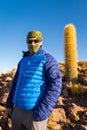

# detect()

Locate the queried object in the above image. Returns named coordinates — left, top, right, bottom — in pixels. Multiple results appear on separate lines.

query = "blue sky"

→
left=0, top=0, right=87, bottom=72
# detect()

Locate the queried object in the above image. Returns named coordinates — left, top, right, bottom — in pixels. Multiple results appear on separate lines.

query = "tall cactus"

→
left=64, top=24, right=78, bottom=82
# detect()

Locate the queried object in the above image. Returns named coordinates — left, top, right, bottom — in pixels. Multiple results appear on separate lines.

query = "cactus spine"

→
left=64, top=24, right=78, bottom=82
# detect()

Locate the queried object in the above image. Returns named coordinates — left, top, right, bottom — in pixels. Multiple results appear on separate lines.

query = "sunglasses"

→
left=27, top=39, right=41, bottom=44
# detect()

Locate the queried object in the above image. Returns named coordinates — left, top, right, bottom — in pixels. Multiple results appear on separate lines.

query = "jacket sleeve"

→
left=6, top=63, right=20, bottom=108
left=33, top=54, right=62, bottom=121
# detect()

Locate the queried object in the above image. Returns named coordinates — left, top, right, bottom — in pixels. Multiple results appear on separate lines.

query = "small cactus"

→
left=71, top=83, right=86, bottom=96
left=64, top=24, right=78, bottom=82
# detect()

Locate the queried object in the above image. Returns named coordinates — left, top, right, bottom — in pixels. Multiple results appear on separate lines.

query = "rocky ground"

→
left=0, top=61, right=87, bottom=130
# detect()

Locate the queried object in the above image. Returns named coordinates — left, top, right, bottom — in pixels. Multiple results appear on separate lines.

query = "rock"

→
left=67, top=103, right=84, bottom=122
left=80, top=125, right=87, bottom=130
left=48, top=108, right=67, bottom=129
left=0, top=127, right=2, bottom=130
left=62, top=88, right=69, bottom=97
left=5, top=77, right=12, bottom=82
left=0, top=106, right=5, bottom=111
left=57, top=96, right=64, bottom=106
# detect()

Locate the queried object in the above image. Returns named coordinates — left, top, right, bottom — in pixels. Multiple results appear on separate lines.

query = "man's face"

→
left=27, top=38, right=42, bottom=54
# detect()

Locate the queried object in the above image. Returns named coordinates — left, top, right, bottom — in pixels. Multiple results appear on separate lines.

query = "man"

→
left=6, top=30, right=62, bottom=130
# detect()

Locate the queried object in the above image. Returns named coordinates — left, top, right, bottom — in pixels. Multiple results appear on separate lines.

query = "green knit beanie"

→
left=26, top=30, right=43, bottom=42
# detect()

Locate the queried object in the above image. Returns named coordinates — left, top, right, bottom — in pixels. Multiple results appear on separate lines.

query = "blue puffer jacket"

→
left=13, top=53, right=47, bottom=110
left=6, top=48, right=62, bottom=121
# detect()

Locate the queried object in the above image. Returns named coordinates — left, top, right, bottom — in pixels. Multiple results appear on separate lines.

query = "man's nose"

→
left=31, top=41, right=35, bottom=45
